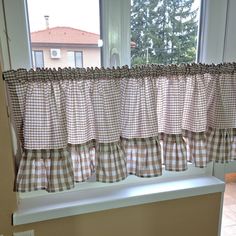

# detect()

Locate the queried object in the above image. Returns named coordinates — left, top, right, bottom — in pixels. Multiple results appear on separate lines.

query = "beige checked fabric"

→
left=23, top=77, right=67, bottom=149
left=156, top=77, right=186, bottom=134
left=16, top=148, right=74, bottom=192
left=184, top=131, right=208, bottom=168
left=233, top=129, right=236, bottom=160
left=163, top=134, right=187, bottom=171
left=69, top=141, right=95, bottom=182
left=3, top=63, right=236, bottom=192
left=95, top=142, right=127, bottom=182
left=121, top=78, right=158, bottom=138
left=4, top=69, right=28, bottom=146
left=65, top=79, right=96, bottom=144
left=207, top=69, right=236, bottom=129
left=182, top=75, right=208, bottom=132
left=207, top=128, right=234, bottom=163
left=91, top=79, right=121, bottom=142
left=122, top=137, right=162, bottom=177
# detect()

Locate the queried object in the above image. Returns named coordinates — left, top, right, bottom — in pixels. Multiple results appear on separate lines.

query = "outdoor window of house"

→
left=130, top=0, right=200, bottom=65
left=67, top=51, right=83, bottom=68
left=32, top=50, right=44, bottom=68
left=27, top=0, right=101, bottom=69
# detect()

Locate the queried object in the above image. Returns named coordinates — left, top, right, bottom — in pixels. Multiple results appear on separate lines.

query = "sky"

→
left=27, top=0, right=100, bottom=34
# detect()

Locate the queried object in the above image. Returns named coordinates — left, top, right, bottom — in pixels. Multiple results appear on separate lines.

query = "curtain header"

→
left=4, top=62, right=236, bottom=81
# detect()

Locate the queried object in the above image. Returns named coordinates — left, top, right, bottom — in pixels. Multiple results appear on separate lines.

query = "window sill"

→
left=13, top=175, right=225, bottom=225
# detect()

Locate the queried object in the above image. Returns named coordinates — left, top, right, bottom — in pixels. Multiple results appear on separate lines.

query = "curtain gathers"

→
left=3, top=63, right=236, bottom=192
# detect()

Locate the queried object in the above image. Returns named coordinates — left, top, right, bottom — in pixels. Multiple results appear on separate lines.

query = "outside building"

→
left=31, top=26, right=101, bottom=68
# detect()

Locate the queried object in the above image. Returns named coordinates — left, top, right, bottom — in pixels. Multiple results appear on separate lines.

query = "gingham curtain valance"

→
left=3, top=63, right=236, bottom=192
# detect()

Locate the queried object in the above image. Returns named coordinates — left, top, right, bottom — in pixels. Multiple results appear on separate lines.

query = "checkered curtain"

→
left=3, top=63, right=236, bottom=192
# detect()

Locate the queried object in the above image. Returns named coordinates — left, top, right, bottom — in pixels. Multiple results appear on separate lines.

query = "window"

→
left=67, top=51, right=83, bottom=68
left=75, top=51, right=83, bottom=68
left=32, top=50, right=44, bottom=68
left=130, top=0, right=200, bottom=65
left=27, top=0, right=101, bottom=69
left=0, top=0, right=210, bottom=186
left=1, top=2, right=234, bottom=228
left=3, top=0, right=235, bottom=197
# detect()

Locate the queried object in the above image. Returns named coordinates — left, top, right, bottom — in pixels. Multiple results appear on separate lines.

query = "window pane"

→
left=67, top=51, right=75, bottom=67
left=27, top=0, right=101, bottom=68
left=130, top=0, right=200, bottom=65
left=33, top=51, right=44, bottom=68
left=75, top=51, right=83, bottom=68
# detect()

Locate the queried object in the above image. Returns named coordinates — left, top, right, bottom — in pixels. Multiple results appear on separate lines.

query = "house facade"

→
left=31, top=27, right=101, bottom=68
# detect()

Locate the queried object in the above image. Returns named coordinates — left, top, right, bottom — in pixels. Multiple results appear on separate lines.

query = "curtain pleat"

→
left=156, top=77, right=186, bottom=134
left=95, top=142, right=127, bottom=183
left=182, top=75, right=208, bottom=131
left=3, top=63, right=236, bottom=192
left=92, top=79, right=121, bottom=142
left=23, top=73, right=67, bottom=149
left=207, top=71, right=236, bottom=129
left=16, top=149, right=74, bottom=192
left=163, top=134, right=187, bottom=171
left=69, top=141, right=95, bottom=182
left=66, top=79, right=96, bottom=144
left=207, top=128, right=234, bottom=163
left=122, top=137, right=162, bottom=177
left=185, top=131, right=208, bottom=168
left=4, top=69, right=28, bottom=146
left=234, top=129, right=236, bottom=160
left=121, top=78, right=158, bottom=138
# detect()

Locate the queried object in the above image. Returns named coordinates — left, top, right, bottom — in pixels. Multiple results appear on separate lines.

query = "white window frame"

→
left=0, top=0, right=32, bottom=70
left=100, top=0, right=131, bottom=67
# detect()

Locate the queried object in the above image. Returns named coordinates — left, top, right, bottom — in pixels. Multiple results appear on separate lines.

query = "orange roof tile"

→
left=31, top=27, right=99, bottom=45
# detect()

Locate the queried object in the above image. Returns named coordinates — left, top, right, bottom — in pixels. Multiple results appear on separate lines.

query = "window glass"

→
left=130, top=0, right=200, bottom=65
left=67, top=51, right=83, bottom=67
left=67, top=51, right=75, bottom=67
left=27, top=0, right=101, bottom=68
left=33, top=50, right=44, bottom=68
left=75, top=51, right=83, bottom=67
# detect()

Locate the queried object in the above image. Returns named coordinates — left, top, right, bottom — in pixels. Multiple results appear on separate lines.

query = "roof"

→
left=31, top=27, right=99, bottom=45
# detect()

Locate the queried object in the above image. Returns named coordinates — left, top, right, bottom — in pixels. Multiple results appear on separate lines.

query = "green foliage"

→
left=131, top=0, right=198, bottom=66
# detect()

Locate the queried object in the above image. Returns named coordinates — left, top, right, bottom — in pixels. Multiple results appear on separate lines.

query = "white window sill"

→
left=13, top=174, right=225, bottom=225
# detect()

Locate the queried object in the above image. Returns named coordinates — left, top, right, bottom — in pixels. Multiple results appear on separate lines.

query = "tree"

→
left=130, top=0, right=198, bottom=65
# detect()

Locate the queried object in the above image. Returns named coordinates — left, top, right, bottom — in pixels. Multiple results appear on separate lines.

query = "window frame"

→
left=74, top=51, right=83, bottom=68
left=32, top=50, right=44, bottom=68
left=1, top=0, right=235, bottom=196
